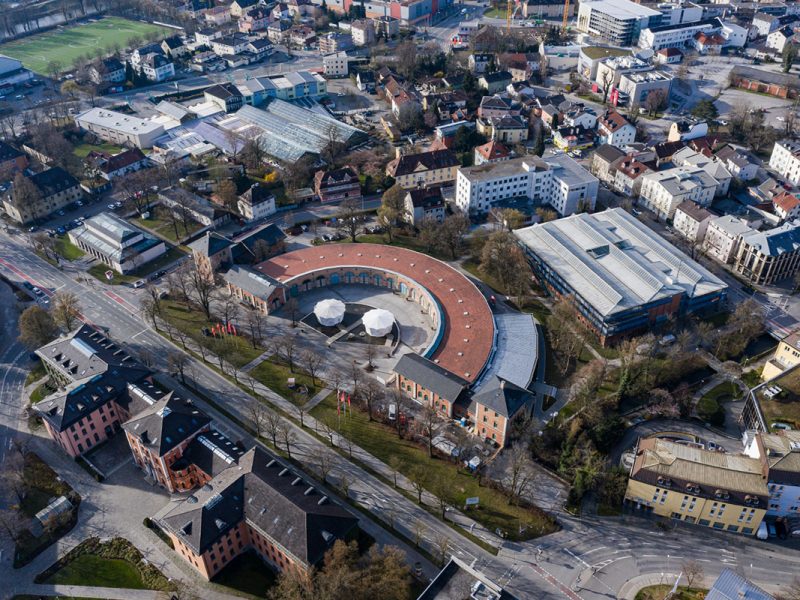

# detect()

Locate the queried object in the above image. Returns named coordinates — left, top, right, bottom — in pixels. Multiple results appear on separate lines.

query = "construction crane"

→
left=507, top=0, right=513, bottom=31
left=562, top=0, right=570, bottom=30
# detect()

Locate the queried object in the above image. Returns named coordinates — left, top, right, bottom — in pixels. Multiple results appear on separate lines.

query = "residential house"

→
left=715, top=145, right=759, bottom=181
left=195, top=28, right=223, bottom=46
left=469, top=376, right=535, bottom=448
left=3, top=167, right=83, bottom=225
left=774, top=191, right=800, bottom=221
left=238, top=6, right=271, bottom=32
left=161, top=35, right=189, bottom=59
left=597, top=109, right=636, bottom=148
left=744, top=429, right=800, bottom=519
left=638, top=166, right=718, bottom=220
left=624, top=437, right=768, bottom=536
left=655, top=47, right=684, bottom=64
left=85, top=148, right=148, bottom=181
left=553, top=125, right=595, bottom=152
left=467, top=53, right=493, bottom=74
left=653, top=140, right=687, bottom=167
left=267, top=20, right=293, bottom=44
left=212, top=33, right=251, bottom=56
left=373, top=15, right=400, bottom=38
left=767, top=25, right=797, bottom=53
left=204, top=4, right=232, bottom=25
left=356, top=70, right=375, bottom=92
left=157, top=446, right=358, bottom=580
left=140, top=53, right=175, bottom=82
left=289, top=25, right=316, bottom=49
left=478, top=71, right=512, bottom=93
left=314, top=166, right=361, bottom=203
left=129, top=43, right=165, bottom=69
left=89, top=57, right=125, bottom=85
left=230, top=0, right=259, bottom=17
left=561, top=106, right=597, bottom=130
left=672, top=146, right=732, bottom=197
left=70, top=212, right=167, bottom=274
left=159, top=187, right=233, bottom=228
left=611, top=154, right=651, bottom=198
left=351, top=19, right=375, bottom=46
left=734, top=221, right=800, bottom=285
left=404, top=187, right=445, bottom=226
left=318, top=32, right=353, bottom=54
left=477, top=115, right=528, bottom=144
left=238, top=183, right=276, bottom=222
left=477, top=95, right=520, bottom=119
left=386, top=148, right=460, bottom=189
left=668, top=120, right=709, bottom=142
left=702, top=215, right=753, bottom=264
left=590, top=144, right=626, bottom=185
left=673, top=200, right=714, bottom=244
left=474, top=140, right=511, bottom=166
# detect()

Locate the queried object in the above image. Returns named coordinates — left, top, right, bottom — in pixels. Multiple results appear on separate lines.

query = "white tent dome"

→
left=362, top=308, right=394, bottom=337
left=314, top=299, right=346, bottom=326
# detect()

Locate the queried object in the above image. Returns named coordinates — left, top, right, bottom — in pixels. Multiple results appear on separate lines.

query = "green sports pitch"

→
left=0, top=17, right=172, bottom=75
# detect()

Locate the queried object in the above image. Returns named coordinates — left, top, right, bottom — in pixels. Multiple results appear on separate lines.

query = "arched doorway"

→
left=330, top=273, right=340, bottom=285
left=359, top=273, right=369, bottom=284
left=386, top=278, right=393, bottom=289
left=290, top=285, right=299, bottom=297
left=373, top=274, right=382, bottom=286
left=315, top=275, right=326, bottom=287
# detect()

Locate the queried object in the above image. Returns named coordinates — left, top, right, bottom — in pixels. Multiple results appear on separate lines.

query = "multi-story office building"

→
left=515, top=209, right=727, bottom=344
left=639, top=17, right=721, bottom=50
left=616, top=70, right=673, bottom=105
left=625, top=437, right=768, bottom=536
left=734, top=221, right=800, bottom=285
left=577, top=0, right=661, bottom=46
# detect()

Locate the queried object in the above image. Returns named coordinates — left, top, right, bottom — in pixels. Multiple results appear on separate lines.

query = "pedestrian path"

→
left=303, top=386, right=332, bottom=411
left=239, top=349, right=271, bottom=373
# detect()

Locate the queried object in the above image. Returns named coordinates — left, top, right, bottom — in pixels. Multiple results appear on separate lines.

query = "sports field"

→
left=0, top=17, right=171, bottom=75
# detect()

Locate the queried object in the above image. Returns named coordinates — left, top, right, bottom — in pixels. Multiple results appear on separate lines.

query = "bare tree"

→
left=300, top=349, right=325, bottom=386
left=412, top=519, right=426, bottom=548
left=681, top=559, right=704, bottom=591
left=188, top=266, right=218, bottom=319
left=317, top=452, right=334, bottom=482
left=279, top=423, right=296, bottom=457
left=361, top=378, right=384, bottom=422
left=167, top=351, right=188, bottom=383
left=248, top=397, right=269, bottom=437
left=264, top=411, right=282, bottom=448
left=285, top=296, right=300, bottom=327
left=507, top=445, right=534, bottom=506
left=432, top=531, right=451, bottom=566
left=388, top=454, right=403, bottom=488
left=336, top=198, right=366, bottom=243
left=409, top=465, right=427, bottom=504
left=52, top=291, right=81, bottom=331
left=270, top=333, right=299, bottom=372
left=245, top=308, right=265, bottom=349
left=419, top=404, right=443, bottom=458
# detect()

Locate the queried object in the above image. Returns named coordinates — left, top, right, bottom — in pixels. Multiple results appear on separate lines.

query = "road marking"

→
left=580, top=546, right=607, bottom=556
left=131, top=329, right=149, bottom=340
left=564, top=547, right=591, bottom=569
left=104, top=290, right=138, bottom=314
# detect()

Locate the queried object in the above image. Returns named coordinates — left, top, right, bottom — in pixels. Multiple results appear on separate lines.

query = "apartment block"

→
left=770, top=140, right=800, bottom=186
left=638, top=166, right=718, bottom=220
left=702, top=215, right=753, bottom=264
left=734, top=221, right=800, bottom=285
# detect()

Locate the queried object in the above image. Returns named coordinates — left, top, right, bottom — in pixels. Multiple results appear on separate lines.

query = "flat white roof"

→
left=75, top=108, right=164, bottom=136
left=514, top=208, right=727, bottom=318
left=583, top=0, right=661, bottom=20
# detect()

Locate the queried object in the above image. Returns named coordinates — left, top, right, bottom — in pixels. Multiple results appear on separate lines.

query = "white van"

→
left=757, top=521, right=768, bottom=540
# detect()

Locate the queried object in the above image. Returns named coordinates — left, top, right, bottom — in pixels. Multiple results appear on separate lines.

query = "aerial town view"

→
left=6, top=0, right=800, bottom=598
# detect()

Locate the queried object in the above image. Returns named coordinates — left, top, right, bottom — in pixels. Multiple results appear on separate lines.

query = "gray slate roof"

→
left=471, top=376, right=533, bottom=418
left=159, top=447, right=358, bottom=562
left=394, top=353, right=467, bottom=401
left=123, top=391, right=211, bottom=456
left=223, top=264, right=284, bottom=299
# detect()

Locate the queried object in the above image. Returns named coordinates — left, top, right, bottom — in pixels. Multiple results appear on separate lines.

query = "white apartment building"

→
left=672, top=146, right=732, bottom=197
left=770, top=140, right=800, bottom=186
left=595, top=54, right=653, bottom=88
left=323, top=51, right=348, bottom=77
left=638, top=166, right=718, bottom=220
left=673, top=200, right=714, bottom=244
left=75, top=108, right=165, bottom=149
left=596, top=109, right=636, bottom=147
left=743, top=430, right=800, bottom=518
left=702, top=215, right=753, bottom=264
left=455, top=155, right=598, bottom=217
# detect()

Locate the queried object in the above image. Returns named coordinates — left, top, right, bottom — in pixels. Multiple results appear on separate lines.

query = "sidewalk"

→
left=618, top=573, right=789, bottom=600
left=303, top=386, right=333, bottom=411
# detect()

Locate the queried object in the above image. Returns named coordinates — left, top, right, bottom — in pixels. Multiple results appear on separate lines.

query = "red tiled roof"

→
left=256, top=244, right=494, bottom=382
left=476, top=140, right=511, bottom=160
left=774, top=191, right=800, bottom=214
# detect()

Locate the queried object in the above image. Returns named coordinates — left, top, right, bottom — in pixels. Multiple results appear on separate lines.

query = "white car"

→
left=108, top=203, right=116, bottom=209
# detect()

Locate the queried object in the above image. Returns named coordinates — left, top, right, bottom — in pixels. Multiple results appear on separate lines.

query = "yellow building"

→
left=625, top=437, right=769, bottom=536
left=762, top=330, right=800, bottom=381
left=385, top=148, right=460, bottom=189
left=476, top=116, right=529, bottom=145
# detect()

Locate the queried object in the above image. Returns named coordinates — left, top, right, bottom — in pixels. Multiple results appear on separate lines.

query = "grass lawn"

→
left=249, top=357, right=320, bottom=405
left=133, top=212, right=203, bottom=243
left=37, top=537, right=175, bottom=592
left=635, top=585, right=705, bottom=600
left=213, top=551, right=277, bottom=598
left=46, top=555, right=146, bottom=589
left=701, top=381, right=741, bottom=403
left=87, top=263, right=137, bottom=285
left=162, top=300, right=263, bottom=368
left=136, top=246, right=187, bottom=277
left=72, top=142, right=124, bottom=159
left=742, top=369, right=762, bottom=389
left=29, top=381, right=54, bottom=404
left=0, top=17, right=170, bottom=75
left=54, top=237, right=85, bottom=261
left=20, top=453, right=74, bottom=517
left=483, top=6, right=507, bottom=17
left=25, top=362, right=46, bottom=386
left=310, top=395, right=557, bottom=541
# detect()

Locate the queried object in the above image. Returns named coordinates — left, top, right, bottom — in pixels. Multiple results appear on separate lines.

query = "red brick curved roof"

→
left=256, top=244, right=494, bottom=382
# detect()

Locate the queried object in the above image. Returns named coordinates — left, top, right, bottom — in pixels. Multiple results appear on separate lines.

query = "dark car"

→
left=56, top=226, right=66, bottom=235
left=22, top=281, right=33, bottom=290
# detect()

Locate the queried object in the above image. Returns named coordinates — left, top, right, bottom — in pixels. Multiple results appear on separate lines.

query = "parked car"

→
left=132, top=279, right=147, bottom=289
